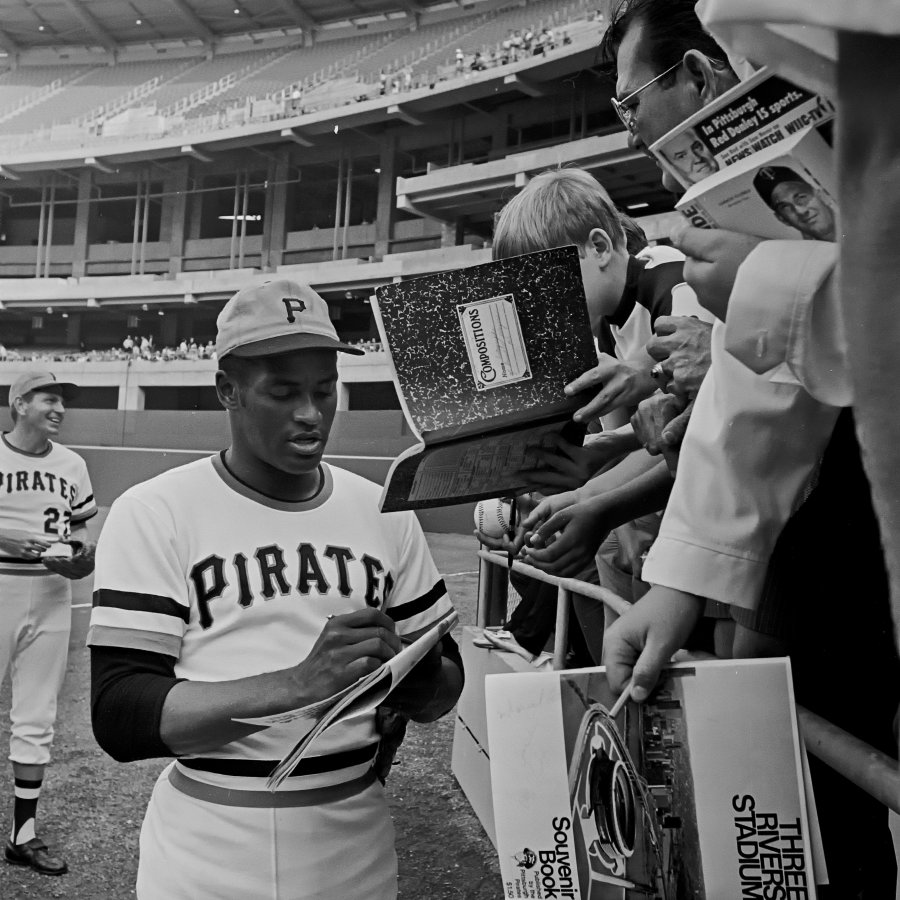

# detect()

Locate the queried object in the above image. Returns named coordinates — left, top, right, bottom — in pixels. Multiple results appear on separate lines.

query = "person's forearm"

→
left=160, top=667, right=317, bottom=756
left=577, top=448, right=665, bottom=501
left=623, top=348, right=661, bottom=402
left=584, top=458, right=672, bottom=528
left=838, top=31, right=900, bottom=648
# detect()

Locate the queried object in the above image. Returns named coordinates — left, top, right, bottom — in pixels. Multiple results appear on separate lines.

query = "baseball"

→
left=474, top=498, right=514, bottom=540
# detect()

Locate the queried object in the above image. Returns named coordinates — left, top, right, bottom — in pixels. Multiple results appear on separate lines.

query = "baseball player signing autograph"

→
left=88, top=280, right=464, bottom=900
left=1, top=373, right=97, bottom=876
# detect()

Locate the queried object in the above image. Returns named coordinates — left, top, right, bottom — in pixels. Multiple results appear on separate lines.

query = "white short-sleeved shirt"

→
left=89, top=455, right=454, bottom=791
left=641, top=321, right=839, bottom=609
left=0, top=433, right=97, bottom=575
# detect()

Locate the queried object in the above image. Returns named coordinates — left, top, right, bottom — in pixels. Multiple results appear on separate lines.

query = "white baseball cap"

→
left=215, top=279, right=364, bottom=359
left=9, top=371, right=78, bottom=407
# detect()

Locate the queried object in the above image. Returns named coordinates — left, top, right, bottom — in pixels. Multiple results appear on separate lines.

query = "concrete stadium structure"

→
left=0, top=0, right=677, bottom=411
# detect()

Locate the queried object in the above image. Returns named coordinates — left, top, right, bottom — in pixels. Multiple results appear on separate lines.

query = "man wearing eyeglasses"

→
left=597, top=3, right=899, bottom=898
left=608, top=8, right=738, bottom=193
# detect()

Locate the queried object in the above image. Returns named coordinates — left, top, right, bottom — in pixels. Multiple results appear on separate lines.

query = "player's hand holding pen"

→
left=297, top=608, right=402, bottom=699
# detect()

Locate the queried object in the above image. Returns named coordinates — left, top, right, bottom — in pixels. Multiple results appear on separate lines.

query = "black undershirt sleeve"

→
left=91, top=634, right=464, bottom=762
left=441, top=633, right=464, bottom=689
left=90, top=645, right=184, bottom=763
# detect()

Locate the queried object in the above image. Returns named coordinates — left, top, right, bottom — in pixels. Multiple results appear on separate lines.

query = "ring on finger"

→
left=650, top=363, right=666, bottom=379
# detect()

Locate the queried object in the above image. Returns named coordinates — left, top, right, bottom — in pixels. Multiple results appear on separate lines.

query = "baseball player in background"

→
left=88, top=280, right=464, bottom=900
left=1, top=372, right=97, bottom=876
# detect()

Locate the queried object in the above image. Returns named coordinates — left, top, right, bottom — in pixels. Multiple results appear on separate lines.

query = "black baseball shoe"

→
left=5, top=837, right=68, bottom=875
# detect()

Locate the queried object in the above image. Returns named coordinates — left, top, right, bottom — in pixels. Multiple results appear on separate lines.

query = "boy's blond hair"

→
left=492, top=168, right=626, bottom=260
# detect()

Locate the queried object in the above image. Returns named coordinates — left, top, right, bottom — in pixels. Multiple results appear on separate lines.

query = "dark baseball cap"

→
left=8, top=372, right=78, bottom=407
left=216, top=279, right=364, bottom=359
left=752, top=165, right=810, bottom=208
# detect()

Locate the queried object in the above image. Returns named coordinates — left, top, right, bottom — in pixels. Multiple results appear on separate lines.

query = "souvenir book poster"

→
left=372, top=245, right=597, bottom=440
left=650, top=67, right=835, bottom=190
left=675, top=128, right=836, bottom=242
left=486, top=659, right=816, bottom=900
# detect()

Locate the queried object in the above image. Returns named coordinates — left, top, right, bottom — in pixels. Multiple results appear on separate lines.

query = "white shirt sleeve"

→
left=71, top=456, right=98, bottom=525
left=723, top=240, right=852, bottom=407
left=695, top=0, right=839, bottom=99
left=88, top=492, right=190, bottom=658
left=641, top=321, right=839, bottom=609
left=381, top=510, right=455, bottom=639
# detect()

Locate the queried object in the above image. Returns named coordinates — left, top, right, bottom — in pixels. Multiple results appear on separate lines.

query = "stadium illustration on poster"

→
left=560, top=671, right=702, bottom=899
left=486, top=660, right=817, bottom=900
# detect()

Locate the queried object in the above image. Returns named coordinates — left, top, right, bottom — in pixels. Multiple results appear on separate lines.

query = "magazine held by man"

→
left=650, top=66, right=835, bottom=190
left=486, top=658, right=820, bottom=899
left=371, top=245, right=597, bottom=511
left=674, top=127, right=837, bottom=241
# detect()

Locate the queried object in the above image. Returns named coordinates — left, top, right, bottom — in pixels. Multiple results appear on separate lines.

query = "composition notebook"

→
left=372, top=245, right=597, bottom=511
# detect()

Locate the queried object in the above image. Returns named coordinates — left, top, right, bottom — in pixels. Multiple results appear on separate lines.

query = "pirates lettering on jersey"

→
left=190, top=543, right=392, bottom=629
left=0, top=470, right=75, bottom=503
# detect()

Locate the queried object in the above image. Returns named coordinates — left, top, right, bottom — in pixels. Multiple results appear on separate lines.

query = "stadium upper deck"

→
left=0, top=0, right=678, bottom=393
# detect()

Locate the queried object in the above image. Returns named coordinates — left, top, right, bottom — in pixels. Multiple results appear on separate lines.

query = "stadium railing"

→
left=471, top=547, right=900, bottom=818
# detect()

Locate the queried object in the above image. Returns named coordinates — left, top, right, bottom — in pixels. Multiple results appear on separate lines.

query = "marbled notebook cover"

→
left=374, top=245, right=595, bottom=438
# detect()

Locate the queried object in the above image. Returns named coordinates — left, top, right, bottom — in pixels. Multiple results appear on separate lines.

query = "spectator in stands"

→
left=471, top=51, right=487, bottom=72
left=510, top=30, right=523, bottom=61
left=540, top=27, right=556, bottom=54
left=122, top=335, right=134, bottom=353
left=524, top=28, right=536, bottom=54
left=0, top=344, right=7, bottom=362
left=455, top=49, right=465, bottom=76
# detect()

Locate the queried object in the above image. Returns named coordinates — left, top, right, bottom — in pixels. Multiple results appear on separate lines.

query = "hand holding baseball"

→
left=474, top=497, right=528, bottom=555
left=474, top=497, right=513, bottom=540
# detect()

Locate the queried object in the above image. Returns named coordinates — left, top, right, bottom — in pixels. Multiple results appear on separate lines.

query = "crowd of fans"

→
left=472, top=2, right=899, bottom=899
left=374, top=23, right=575, bottom=99
left=0, top=334, right=382, bottom=364
left=286, top=14, right=584, bottom=114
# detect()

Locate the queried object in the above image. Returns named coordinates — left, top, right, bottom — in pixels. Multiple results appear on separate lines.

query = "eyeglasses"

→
left=611, top=59, right=683, bottom=133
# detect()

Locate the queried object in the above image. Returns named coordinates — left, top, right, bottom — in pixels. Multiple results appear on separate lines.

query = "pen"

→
left=507, top=496, right=517, bottom=569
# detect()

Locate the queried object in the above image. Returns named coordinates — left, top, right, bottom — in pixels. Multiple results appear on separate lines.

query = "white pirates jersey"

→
left=0, top=433, right=97, bottom=575
left=89, top=455, right=454, bottom=792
